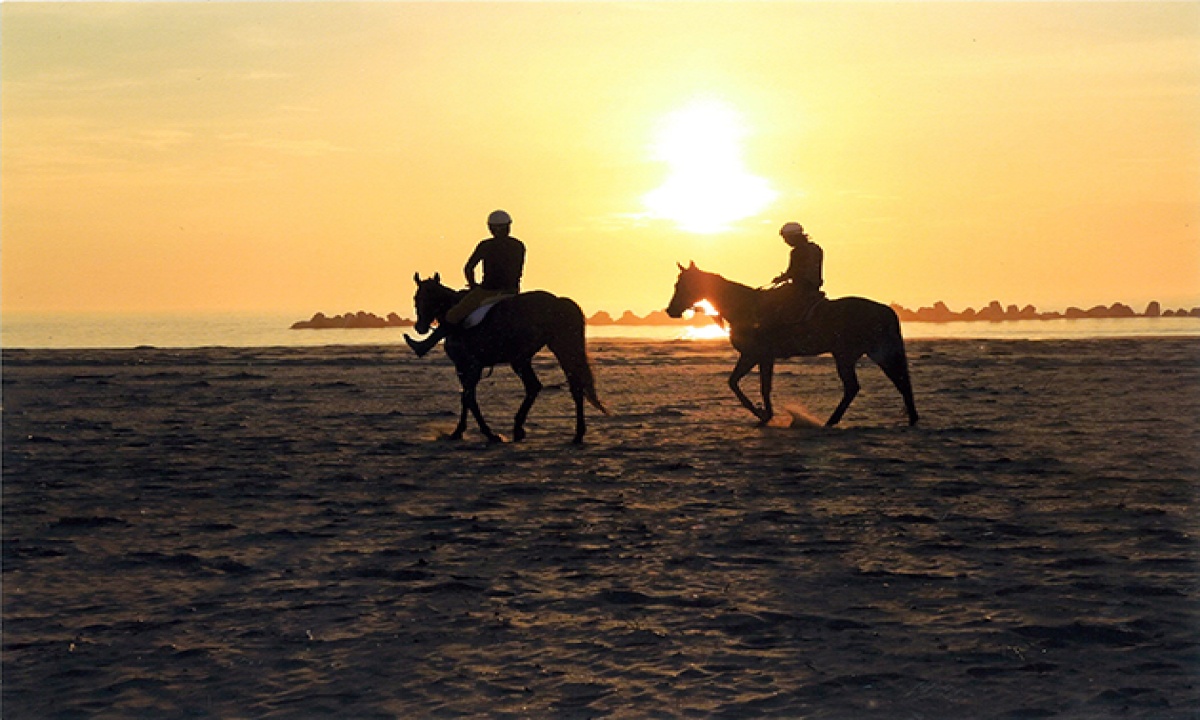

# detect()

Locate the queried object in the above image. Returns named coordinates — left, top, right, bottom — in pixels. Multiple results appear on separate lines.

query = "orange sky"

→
left=3, top=2, right=1199, bottom=317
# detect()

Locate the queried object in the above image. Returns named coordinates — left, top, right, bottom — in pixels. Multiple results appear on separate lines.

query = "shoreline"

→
left=286, top=306, right=1200, bottom=331
left=4, top=333, right=1200, bottom=361
left=5, top=310, right=1200, bottom=352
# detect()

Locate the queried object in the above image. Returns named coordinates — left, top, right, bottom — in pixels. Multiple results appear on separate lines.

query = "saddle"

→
left=796, top=294, right=827, bottom=325
left=462, top=294, right=513, bottom=329
left=757, top=285, right=826, bottom=330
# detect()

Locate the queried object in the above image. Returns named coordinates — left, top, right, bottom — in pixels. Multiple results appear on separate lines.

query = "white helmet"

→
left=488, top=210, right=512, bottom=225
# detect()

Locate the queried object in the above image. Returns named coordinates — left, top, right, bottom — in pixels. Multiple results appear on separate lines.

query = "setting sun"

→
left=643, top=98, right=778, bottom=234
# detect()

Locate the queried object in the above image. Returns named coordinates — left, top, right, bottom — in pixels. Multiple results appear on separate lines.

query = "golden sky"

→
left=3, top=2, right=1199, bottom=316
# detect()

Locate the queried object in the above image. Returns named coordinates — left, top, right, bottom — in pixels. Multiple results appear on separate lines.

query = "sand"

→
left=3, top=338, right=1198, bottom=718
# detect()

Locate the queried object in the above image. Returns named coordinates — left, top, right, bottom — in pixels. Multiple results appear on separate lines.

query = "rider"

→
left=405, top=209, right=526, bottom=357
left=763, top=221, right=825, bottom=329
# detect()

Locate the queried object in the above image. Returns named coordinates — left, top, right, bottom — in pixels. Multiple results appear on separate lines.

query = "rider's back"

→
left=476, top=236, right=526, bottom=292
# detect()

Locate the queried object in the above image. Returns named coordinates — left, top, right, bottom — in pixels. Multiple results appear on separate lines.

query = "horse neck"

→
left=703, top=273, right=760, bottom=325
left=431, top=285, right=464, bottom=319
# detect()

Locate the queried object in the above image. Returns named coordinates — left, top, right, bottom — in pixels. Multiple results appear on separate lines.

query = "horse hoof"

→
left=513, top=429, right=526, bottom=442
left=487, top=434, right=506, bottom=444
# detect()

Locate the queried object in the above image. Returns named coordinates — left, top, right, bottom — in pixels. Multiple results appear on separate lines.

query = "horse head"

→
left=666, top=261, right=708, bottom=318
left=411, top=272, right=458, bottom=334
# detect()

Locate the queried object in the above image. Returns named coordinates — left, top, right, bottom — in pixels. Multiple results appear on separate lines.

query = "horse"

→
left=410, top=273, right=608, bottom=443
left=666, top=262, right=918, bottom=427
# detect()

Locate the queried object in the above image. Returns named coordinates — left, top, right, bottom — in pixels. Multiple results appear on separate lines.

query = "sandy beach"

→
left=3, top=337, right=1198, bottom=718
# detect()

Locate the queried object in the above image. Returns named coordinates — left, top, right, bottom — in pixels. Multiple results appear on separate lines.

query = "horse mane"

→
left=696, top=268, right=761, bottom=295
left=688, top=266, right=766, bottom=326
left=426, top=276, right=467, bottom=301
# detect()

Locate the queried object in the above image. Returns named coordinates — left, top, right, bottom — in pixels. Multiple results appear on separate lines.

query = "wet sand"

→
left=3, top=338, right=1198, bottom=718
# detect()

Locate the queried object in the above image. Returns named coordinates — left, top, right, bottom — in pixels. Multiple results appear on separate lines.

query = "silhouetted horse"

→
left=411, top=274, right=607, bottom=443
left=666, top=262, right=918, bottom=427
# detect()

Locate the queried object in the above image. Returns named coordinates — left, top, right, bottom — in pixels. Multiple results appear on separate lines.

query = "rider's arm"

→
left=773, top=248, right=799, bottom=284
left=463, top=243, right=486, bottom=288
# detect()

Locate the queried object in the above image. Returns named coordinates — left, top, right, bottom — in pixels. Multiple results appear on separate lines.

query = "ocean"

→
left=2, top=311, right=1199, bottom=350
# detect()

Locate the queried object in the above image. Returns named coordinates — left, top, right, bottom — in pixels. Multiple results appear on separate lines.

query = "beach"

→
left=3, top=337, right=1198, bottom=718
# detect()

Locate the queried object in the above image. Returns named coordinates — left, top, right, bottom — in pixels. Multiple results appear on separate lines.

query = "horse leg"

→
left=448, top=368, right=472, bottom=440
left=458, top=365, right=502, bottom=442
left=511, top=359, right=542, bottom=442
left=868, top=344, right=919, bottom=426
left=547, top=347, right=587, bottom=443
left=827, top=353, right=862, bottom=427
left=450, top=401, right=469, bottom=441
left=546, top=307, right=606, bottom=443
left=758, top=358, right=776, bottom=426
left=729, top=354, right=767, bottom=422
left=568, top=383, right=587, bottom=444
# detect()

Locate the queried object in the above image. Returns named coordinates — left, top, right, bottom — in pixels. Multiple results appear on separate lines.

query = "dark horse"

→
left=666, top=262, right=918, bottom=427
left=411, top=274, right=607, bottom=443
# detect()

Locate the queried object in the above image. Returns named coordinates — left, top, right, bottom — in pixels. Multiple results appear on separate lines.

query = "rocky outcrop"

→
left=291, top=311, right=415, bottom=329
left=889, top=301, right=1198, bottom=323
left=295, top=300, right=1199, bottom=330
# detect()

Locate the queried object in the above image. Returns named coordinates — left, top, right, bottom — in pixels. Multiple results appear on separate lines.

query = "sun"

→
left=643, top=98, right=778, bottom=234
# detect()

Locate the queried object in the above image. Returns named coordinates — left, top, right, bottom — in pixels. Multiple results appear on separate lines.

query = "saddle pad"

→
left=463, top=296, right=508, bottom=329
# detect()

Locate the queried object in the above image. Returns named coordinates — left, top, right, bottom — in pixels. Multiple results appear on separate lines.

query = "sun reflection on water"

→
left=682, top=324, right=731, bottom=341
left=678, top=300, right=728, bottom=341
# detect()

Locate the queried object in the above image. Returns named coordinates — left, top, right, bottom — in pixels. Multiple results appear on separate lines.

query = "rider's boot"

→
left=405, top=325, right=448, bottom=357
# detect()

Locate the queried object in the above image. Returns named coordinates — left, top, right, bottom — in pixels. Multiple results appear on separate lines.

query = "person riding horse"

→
left=666, top=262, right=918, bottom=427
left=405, top=209, right=526, bottom=357
left=761, top=222, right=825, bottom=332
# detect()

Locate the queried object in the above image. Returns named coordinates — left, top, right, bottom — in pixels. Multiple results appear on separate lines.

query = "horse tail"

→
left=548, top=299, right=609, bottom=415
left=868, top=306, right=919, bottom=425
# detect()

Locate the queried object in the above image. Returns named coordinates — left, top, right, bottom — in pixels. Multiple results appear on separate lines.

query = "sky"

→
left=3, top=1, right=1199, bottom=318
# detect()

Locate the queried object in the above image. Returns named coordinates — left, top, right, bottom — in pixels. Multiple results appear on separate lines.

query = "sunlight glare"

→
left=682, top=324, right=731, bottom=341
left=681, top=300, right=728, bottom=340
left=644, top=98, right=778, bottom=234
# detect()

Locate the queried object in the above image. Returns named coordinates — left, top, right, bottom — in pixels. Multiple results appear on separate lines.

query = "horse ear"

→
left=677, top=262, right=686, bottom=272
left=688, top=260, right=697, bottom=270
left=413, top=272, right=421, bottom=284
left=433, top=272, right=440, bottom=283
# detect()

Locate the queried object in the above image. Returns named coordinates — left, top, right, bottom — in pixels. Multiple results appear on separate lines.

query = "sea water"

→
left=2, top=311, right=1199, bottom=350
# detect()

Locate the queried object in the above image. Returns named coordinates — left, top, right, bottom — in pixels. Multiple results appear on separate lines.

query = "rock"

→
left=291, top=311, right=414, bottom=330
left=977, top=301, right=1006, bottom=321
